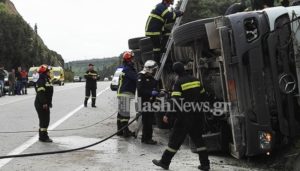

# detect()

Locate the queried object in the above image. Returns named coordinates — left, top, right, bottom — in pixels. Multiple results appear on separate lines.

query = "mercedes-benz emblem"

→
left=278, top=73, right=296, bottom=94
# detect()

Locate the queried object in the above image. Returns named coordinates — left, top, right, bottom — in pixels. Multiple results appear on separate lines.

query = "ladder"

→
left=154, top=0, right=189, bottom=81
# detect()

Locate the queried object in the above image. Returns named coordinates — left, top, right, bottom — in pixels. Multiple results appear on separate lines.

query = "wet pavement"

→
left=0, top=82, right=299, bottom=171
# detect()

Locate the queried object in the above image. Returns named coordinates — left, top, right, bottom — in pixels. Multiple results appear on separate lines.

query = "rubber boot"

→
left=116, top=119, right=123, bottom=136
left=39, top=129, right=53, bottom=143
left=198, top=151, right=210, bottom=171
left=152, top=150, right=176, bottom=170
left=84, top=98, right=88, bottom=107
left=123, top=122, right=134, bottom=138
left=91, top=98, right=96, bottom=108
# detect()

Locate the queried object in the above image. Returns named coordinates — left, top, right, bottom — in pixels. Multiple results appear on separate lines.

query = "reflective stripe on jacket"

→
left=145, top=2, right=179, bottom=36
left=117, top=64, right=137, bottom=97
left=171, top=75, right=205, bottom=99
left=35, top=73, right=53, bottom=106
left=84, top=70, right=98, bottom=89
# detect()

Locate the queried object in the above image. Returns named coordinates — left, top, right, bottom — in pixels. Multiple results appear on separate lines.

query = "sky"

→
left=10, top=0, right=178, bottom=62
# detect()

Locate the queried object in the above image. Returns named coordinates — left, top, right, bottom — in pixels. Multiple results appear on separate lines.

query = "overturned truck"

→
left=128, top=6, right=300, bottom=158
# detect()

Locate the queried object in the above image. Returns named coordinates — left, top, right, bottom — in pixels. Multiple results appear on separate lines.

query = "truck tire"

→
left=173, top=18, right=214, bottom=47
left=132, top=49, right=142, bottom=65
left=128, top=37, right=145, bottom=50
left=141, top=51, right=154, bottom=64
left=139, top=37, right=153, bottom=53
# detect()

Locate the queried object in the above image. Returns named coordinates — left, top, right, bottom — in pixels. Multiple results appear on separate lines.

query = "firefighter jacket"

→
left=137, top=72, right=158, bottom=103
left=171, top=74, right=206, bottom=115
left=84, top=70, right=98, bottom=89
left=117, top=64, right=137, bottom=97
left=35, top=73, right=53, bottom=106
left=145, top=2, right=181, bottom=36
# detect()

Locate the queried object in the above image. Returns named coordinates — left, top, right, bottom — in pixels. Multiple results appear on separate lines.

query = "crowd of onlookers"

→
left=0, top=64, right=32, bottom=96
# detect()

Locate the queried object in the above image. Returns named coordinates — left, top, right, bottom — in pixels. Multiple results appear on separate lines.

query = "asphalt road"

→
left=0, top=82, right=298, bottom=171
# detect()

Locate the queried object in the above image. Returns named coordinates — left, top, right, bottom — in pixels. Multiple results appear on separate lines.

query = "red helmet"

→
left=123, top=51, right=134, bottom=62
left=38, top=64, right=49, bottom=73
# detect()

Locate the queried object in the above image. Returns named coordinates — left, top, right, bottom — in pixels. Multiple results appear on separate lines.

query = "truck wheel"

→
left=132, top=49, right=142, bottom=65
left=173, top=18, right=214, bottom=47
left=141, top=51, right=154, bottom=64
left=139, top=37, right=153, bottom=53
left=128, top=37, right=145, bottom=50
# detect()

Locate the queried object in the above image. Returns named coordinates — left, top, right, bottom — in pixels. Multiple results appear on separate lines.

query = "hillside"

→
left=65, top=57, right=121, bottom=79
left=0, top=0, right=64, bottom=70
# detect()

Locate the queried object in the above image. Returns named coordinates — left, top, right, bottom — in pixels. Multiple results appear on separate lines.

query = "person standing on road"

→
left=20, top=68, right=28, bottom=95
left=152, top=62, right=210, bottom=171
left=32, top=69, right=39, bottom=92
left=35, top=65, right=54, bottom=142
left=0, top=65, right=5, bottom=94
left=137, top=60, right=159, bottom=144
left=8, top=69, right=16, bottom=96
left=15, top=67, right=22, bottom=95
left=117, top=51, right=137, bottom=138
left=145, top=0, right=184, bottom=64
left=83, top=63, right=98, bottom=108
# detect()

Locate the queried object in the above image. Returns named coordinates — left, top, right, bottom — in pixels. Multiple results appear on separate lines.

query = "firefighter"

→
left=137, top=60, right=159, bottom=145
left=152, top=62, right=210, bottom=171
left=117, top=51, right=137, bottom=137
left=84, top=63, right=98, bottom=108
left=35, top=65, right=54, bottom=142
left=145, top=0, right=184, bottom=64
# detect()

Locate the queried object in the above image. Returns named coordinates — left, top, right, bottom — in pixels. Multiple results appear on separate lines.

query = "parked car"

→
left=110, top=67, right=123, bottom=91
left=27, top=67, right=39, bottom=87
left=0, top=70, right=9, bottom=97
left=3, top=70, right=9, bottom=94
left=73, top=75, right=81, bottom=82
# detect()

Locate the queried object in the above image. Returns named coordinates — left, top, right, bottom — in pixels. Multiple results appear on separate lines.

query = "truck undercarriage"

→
left=128, top=6, right=300, bottom=158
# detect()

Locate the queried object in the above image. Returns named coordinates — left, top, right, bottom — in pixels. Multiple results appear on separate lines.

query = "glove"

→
left=151, top=90, right=159, bottom=97
left=176, top=11, right=184, bottom=17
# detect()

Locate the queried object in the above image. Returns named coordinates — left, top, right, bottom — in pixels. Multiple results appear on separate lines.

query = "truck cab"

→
left=171, top=6, right=300, bottom=158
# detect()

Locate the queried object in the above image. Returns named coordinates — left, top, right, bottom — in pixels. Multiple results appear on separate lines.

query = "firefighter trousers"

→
left=142, top=112, right=154, bottom=141
left=149, top=35, right=162, bottom=64
left=117, top=96, right=133, bottom=136
left=163, top=114, right=209, bottom=166
left=84, top=87, right=96, bottom=106
left=35, top=102, right=50, bottom=129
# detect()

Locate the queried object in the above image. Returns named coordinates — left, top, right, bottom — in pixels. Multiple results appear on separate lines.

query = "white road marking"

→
left=0, top=87, right=110, bottom=169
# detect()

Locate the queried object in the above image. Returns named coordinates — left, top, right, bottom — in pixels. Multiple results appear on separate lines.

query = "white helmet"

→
left=143, top=60, right=158, bottom=74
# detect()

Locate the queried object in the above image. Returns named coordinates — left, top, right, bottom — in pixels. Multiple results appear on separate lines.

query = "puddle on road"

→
left=54, top=136, right=140, bottom=154
left=52, top=136, right=266, bottom=171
